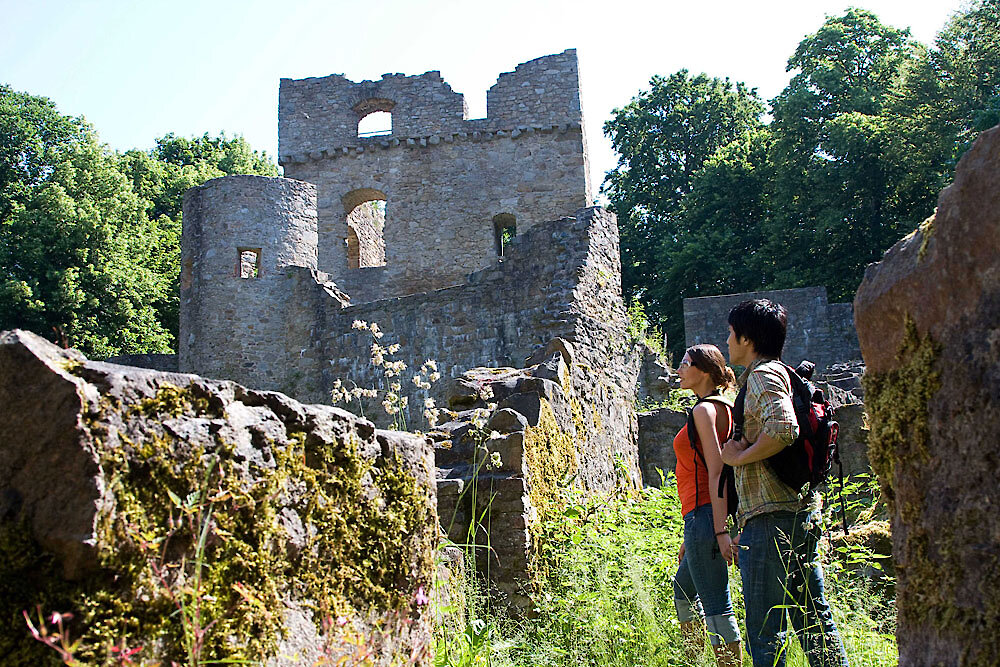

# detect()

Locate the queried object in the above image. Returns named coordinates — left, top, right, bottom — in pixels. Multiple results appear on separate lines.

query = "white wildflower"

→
left=429, top=372, right=441, bottom=383
left=387, top=343, right=401, bottom=354
left=352, top=320, right=367, bottom=330
left=489, top=451, right=502, bottom=470
left=424, top=397, right=435, bottom=409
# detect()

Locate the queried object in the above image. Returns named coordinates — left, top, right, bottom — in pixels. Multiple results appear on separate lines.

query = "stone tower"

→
left=278, top=49, right=592, bottom=303
left=179, top=175, right=321, bottom=393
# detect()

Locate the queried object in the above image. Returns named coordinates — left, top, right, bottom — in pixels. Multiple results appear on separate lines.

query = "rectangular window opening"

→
left=238, top=248, right=261, bottom=279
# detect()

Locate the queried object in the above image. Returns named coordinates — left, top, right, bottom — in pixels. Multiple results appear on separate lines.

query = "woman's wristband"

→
left=715, top=530, right=730, bottom=537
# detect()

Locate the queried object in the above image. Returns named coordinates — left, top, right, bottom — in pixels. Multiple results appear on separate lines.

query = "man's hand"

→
left=720, top=438, right=748, bottom=466
left=717, top=532, right=737, bottom=566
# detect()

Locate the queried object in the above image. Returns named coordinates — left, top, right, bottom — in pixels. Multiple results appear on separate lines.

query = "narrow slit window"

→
left=493, top=214, right=516, bottom=257
left=239, top=248, right=261, bottom=279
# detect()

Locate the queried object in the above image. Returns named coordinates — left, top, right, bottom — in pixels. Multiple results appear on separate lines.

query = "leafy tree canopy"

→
left=602, top=70, right=765, bottom=335
left=604, top=2, right=1000, bottom=357
left=0, top=86, right=278, bottom=357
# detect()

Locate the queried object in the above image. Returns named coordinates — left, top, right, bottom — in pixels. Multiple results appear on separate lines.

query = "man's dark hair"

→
left=727, top=299, right=787, bottom=358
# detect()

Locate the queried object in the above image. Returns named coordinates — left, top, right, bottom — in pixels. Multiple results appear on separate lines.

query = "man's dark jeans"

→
left=738, top=509, right=849, bottom=667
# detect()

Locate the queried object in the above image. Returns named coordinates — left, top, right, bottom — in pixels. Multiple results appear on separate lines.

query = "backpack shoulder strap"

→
left=687, top=391, right=728, bottom=447
left=732, top=383, right=747, bottom=442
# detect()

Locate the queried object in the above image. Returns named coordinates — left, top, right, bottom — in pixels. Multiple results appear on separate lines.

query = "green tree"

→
left=765, top=8, right=919, bottom=299
left=603, top=70, right=765, bottom=345
left=0, top=85, right=172, bottom=356
left=889, top=0, right=1000, bottom=224
left=0, top=86, right=278, bottom=357
left=116, top=134, right=278, bottom=340
left=649, top=128, right=774, bottom=354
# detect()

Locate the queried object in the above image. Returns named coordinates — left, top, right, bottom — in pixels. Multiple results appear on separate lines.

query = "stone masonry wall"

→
left=321, top=207, right=639, bottom=495
left=279, top=50, right=591, bottom=303
left=486, top=49, right=583, bottom=128
left=683, top=286, right=861, bottom=372
left=181, top=203, right=638, bottom=490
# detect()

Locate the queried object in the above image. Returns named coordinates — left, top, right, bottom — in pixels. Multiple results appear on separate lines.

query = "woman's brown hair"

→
left=686, top=344, right=736, bottom=392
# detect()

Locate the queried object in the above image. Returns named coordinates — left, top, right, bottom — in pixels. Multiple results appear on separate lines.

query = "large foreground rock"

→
left=854, top=125, right=1000, bottom=666
left=0, top=330, right=436, bottom=666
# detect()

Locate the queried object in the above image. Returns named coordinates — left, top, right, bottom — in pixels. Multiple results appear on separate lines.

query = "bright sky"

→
left=1, top=0, right=965, bottom=197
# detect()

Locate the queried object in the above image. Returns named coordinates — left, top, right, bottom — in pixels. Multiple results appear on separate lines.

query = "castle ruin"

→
left=177, top=51, right=641, bottom=599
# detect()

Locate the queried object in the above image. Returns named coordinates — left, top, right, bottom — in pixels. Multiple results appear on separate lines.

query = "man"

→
left=720, top=299, right=848, bottom=667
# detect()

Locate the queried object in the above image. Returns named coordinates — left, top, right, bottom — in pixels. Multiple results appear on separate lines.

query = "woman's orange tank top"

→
left=673, top=402, right=733, bottom=517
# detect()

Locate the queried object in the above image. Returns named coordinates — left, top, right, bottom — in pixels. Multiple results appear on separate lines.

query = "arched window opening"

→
left=354, top=98, right=395, bottom=138
left=343, top=189, right=387, bottom=268
left=358, top=111, right=392, bottom=137
left=493, top=214, right=516, bottom=257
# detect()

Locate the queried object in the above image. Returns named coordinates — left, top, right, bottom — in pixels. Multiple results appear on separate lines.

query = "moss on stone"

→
left=917, top=213, right=935, bottom=260
left=861, top=317, right=1000, bottom=664
left=134, top=382, right=210, bottom=418
left=523, top=399, right=578, bottom=521
left=522, top=398, right=580, bottom=587
left=2, top=379, right=433, bottom=665
left=862, top=317, right=940, bottom=504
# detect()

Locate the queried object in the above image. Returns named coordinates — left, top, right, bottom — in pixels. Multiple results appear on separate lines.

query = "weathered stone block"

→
left=0, top=330, right=436, bottom=666
left=854, top=125, right=1000, bottom=666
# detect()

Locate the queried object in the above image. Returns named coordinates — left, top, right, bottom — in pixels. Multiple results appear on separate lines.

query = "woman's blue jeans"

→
left=738, top=509, right=849, bottom=667
left=673, top=503, right=741, bottom=645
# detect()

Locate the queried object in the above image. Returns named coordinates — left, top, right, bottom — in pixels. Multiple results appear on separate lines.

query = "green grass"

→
left=434, top=472, right=898, bottom=667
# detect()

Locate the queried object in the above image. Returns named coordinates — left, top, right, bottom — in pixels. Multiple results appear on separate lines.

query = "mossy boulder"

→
left=0, top=329, right=437, bottom=666
left=854, top=124, right=1000, bottom=666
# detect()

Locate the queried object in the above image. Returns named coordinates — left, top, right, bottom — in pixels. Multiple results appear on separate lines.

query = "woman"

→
left=672, top=344, right=742, bottom=666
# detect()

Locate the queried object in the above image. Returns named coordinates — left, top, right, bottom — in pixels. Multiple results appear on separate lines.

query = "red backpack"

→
left=723, top=360, right=847, bottom=530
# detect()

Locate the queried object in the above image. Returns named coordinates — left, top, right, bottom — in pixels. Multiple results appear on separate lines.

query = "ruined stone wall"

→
left=320, top=207, right=639, bottom=494
left=683, top=286, right=862, bottom=372
left=486, top=49, right=582, bottom=128
left=181, top=202, right=637, bottom=488
left=279, top=50, right=591, bottom=302
left=280, top=69, right=468, bottom=153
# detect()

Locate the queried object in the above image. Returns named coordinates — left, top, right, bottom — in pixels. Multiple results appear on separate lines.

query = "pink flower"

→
left=414, top=586, right=429, bottom=606
left=336, top=615, right=348, bottom=627
left=49, top=611, right=72, bottom=625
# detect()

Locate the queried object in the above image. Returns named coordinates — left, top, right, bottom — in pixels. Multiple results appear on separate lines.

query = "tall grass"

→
left=435, top=471, right=897, bottom=667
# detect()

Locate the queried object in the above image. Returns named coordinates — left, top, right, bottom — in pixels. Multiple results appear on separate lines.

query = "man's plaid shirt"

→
left=734, top=358, right=818, bottom=531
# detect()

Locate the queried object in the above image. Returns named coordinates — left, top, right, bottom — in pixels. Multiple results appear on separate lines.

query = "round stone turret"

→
left=179, top=175, right=318, bottom=387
